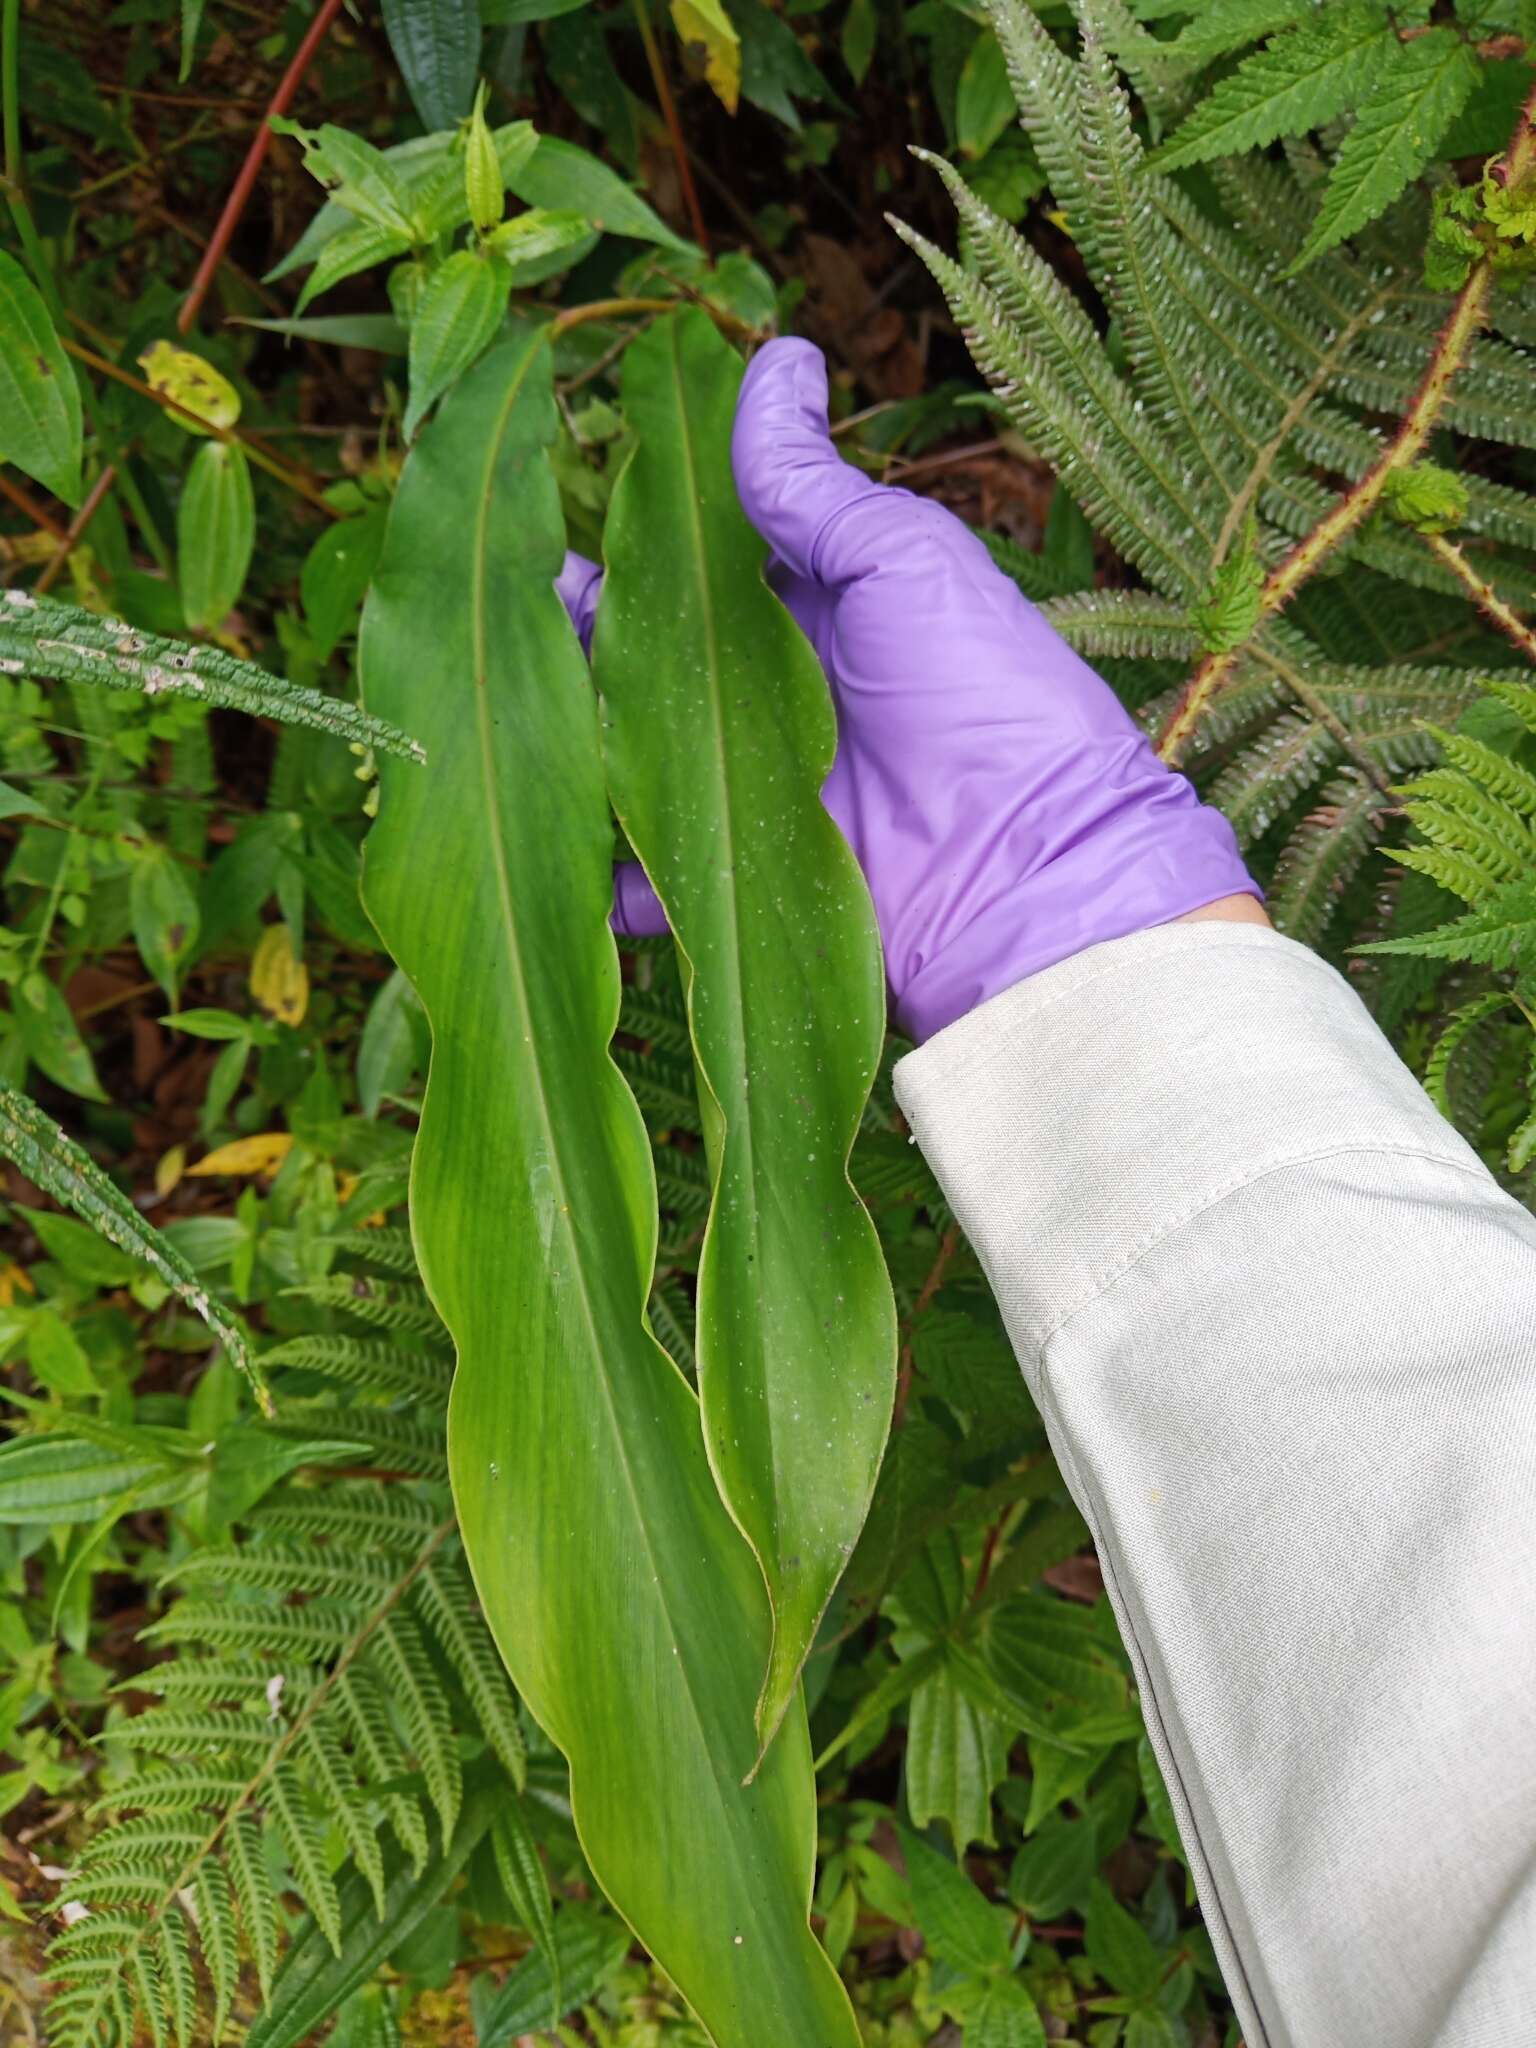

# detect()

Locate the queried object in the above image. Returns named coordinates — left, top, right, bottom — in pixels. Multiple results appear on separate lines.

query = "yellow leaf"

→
left=250, top=923, right=309, bottom=1027
left=137, top=339, right=243, bottom=435
left=670, top=0, right=741, bottom=112
left=155, top=1144, right=186, bottom=1198
left=0, top=1262, right=35, bottom=1306
left=187, top=1132, right=294, bottom=1178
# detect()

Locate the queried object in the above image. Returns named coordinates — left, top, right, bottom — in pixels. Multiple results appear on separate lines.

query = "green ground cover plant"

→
left=0, top=0, right=1533, bottom=2043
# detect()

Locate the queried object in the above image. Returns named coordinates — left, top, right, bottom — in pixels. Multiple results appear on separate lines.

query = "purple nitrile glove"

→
left=585, top=338, right=1259, bottom=1043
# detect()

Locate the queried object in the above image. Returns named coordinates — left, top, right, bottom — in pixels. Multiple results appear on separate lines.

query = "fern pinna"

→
left=1361, top=676, right=1536, bottom=1177
left=897, top=0, right=1536, bottom=962
left=43, top=1240, right=526, bottom=2048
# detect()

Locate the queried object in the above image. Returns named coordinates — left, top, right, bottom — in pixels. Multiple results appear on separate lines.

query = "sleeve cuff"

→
left=891, top=922, right=1484, bottom=1354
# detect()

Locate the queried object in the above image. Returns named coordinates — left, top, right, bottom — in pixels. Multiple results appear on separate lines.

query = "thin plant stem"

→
left=177, top=0, right=347, bottom=335
left=60, top=340, right=337, bottom=511
left=0, top=472, right=69, bottom=541
left=630, top=0, right=711, bottom=256
left=35, top=469, right=116, bottom=596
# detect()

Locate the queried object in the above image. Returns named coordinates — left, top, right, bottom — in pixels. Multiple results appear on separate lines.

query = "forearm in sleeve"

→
left=893, top=920, right=1536, bottom=2048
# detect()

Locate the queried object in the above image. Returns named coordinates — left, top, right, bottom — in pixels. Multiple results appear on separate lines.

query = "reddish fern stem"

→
left=1157, top=81, right=1536, bottom=767
left=177, top=0, right=346, bottom=335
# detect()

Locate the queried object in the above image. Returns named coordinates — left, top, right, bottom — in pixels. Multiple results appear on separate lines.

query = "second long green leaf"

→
left=595, top=309, right=897, bottom=1753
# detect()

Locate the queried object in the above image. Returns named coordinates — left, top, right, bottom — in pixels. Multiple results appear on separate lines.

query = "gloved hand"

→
left=573, top=337, right=1259, bottom=1043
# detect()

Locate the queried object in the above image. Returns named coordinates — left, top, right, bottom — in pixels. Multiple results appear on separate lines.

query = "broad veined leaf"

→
left=956, top=30, right=1017, bottom=161
left=595, top=309, right=896, bottom=1756
left=301, top=500, right=390, bottom=660
left=0, top=250, right=82, bottom=505
left=137, top=338, right=242, bottom=434
left=483, top=207, right=592, bottom=282
left=13, top=974, right=104, bottom=1102
left=130, top=843, right=201, bottom=1003
left=507, top=134, right=693, bottom=250
left=270, top=119, right=419, bottom=239
left=671, top=0, right=742, bottom=112
left=359, top=332, right=861, bottom=2048
left=178, top=440, right=255, bottom=631
left=905, top=1648, right=1014, bottom=1850
left=294, top=219, right=415, bottom=314
left=403, top=249, right=512, bottom=440
left=899, top=1822, right=1013, bottom=1975
left=380, top=0, right=482, bottom=135
left=1290, top=29, right=1480, bottom=272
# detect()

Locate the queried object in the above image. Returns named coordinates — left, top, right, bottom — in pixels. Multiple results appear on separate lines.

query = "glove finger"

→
left=731, top=339, right=885, bottom=584
left=732, top=339, right=982, bottom=597
left=556, top=550, right=603, bottom=654
left=611, top=860, right=669, bottom=937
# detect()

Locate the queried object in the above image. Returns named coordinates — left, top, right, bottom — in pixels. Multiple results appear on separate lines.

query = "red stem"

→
left=177, top=0, right=346, bottom=335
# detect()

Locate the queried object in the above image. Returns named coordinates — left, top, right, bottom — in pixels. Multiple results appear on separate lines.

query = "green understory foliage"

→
left=901, top=0, right=1536, bottom=1184
left=2, top=0, right=1534, bottom=2043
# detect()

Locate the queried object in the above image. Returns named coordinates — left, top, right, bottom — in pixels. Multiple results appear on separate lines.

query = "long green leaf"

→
left=359, top=331, right=860, bottom=2048
left=177, top=440, right=255, bottom=631
left=0, top=1086, right=267, bottom=1407
left=380, top=0, right=481, bottom=134
left=0, top=249, right=82, bottom=505
left=595, top=309, right=896, bottom=1755
left=0, top=590, right=423, bottom=759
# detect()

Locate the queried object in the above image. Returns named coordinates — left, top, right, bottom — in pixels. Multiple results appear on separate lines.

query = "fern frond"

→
left=157, top=1904, right=197, bottom=2048
left=649, top=1274, right=697, bottom=1374
left=257, top=1479, right=443, bottom=1549
left=266, top=1404, right=449, bottom=1477
left=1151, top=6, right=1396, bottom=172
left=912, top=149, right=1220, bottom=562
left=1038, top=589, right=1200, bottom=661
left=173, top=1537, right=401, bottom=1599
left=371, top=1610, right=461, bottom=1839
left=334, top=1665, right=432, bottom=1872
left=268, top=1760, right=343, bottom=1955
left=1423, top=990, right=1516, bottom=1115
left=261, top=1331, right=452, bottom=1403
left=324, top=1227, right=422, bottom=1275
left=889, top=219, right=1196, bottom=592
left=0, top=590, right=424, bottom=760
left=1391, top=841, right=1507, bottom=904
left=1074, top=0, right=1247, bottom=502
left=227, top=1808, right=279, bottom=2001
left=192, top=1861, right=239, bottom=2042
left=305, top=1716, right=388, bottom=1915
left=414, top=1555, right=527, bottom=1790
left=1402, top=797, right=1534, bottom=886
left=1268, top=770, right=1384, bottom=944
left=284, top=1274, right=449, bottom=1342
left=1208, top=714, right=1340, bottom=845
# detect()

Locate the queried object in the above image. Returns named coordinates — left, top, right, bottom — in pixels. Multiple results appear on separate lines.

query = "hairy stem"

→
left=1423, top=533, right=1536, bottom=666
left=1157, top=84, right=1536, bottom=766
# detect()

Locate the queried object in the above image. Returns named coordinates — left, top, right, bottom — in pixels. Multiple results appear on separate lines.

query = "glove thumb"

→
left=731, top=339, right=881, bottom=583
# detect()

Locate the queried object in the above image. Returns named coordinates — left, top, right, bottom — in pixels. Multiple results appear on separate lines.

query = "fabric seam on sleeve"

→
left=900, top=929, right=1343, bottom=1093
left=1035, top=1141, right=1497, bottom=1352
